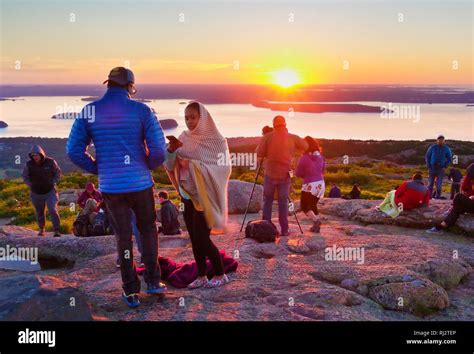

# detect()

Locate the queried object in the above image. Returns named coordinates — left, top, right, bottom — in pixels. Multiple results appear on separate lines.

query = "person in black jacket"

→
left=157, top=191, right=181, bottom=235
left=22, top=145, right=61, bottom=237
left=448, top=168, right=463, bottom=200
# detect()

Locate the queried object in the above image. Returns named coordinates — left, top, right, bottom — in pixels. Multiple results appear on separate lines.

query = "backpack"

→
left=245, top=220, right=278, bottom=243
left=73, top=214, right=91, bottom=237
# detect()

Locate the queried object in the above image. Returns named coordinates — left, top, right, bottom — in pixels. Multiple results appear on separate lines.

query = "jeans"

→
left=450, top=183, right=461, bottom=200
left=103, top=187, right=161, bottom=295
left=182, top=198, right=223, bottom=277
left=30, top=189, right=60, bottom=232
left=428, top=168, right=444, bottom=198
left=443, top=193, right=474, bottom=228
left=262, top=174, right=291, bottom=234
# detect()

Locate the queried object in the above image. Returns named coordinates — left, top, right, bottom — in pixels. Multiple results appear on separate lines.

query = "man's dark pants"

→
left=30, top=188, right=60, bottom=232
left=103, top=187, right=161, bottom=295
left=444, top=193, right=474, bottom=228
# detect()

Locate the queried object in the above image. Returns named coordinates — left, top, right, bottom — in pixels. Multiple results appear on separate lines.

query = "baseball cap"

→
left=103, top=67, right=135, bottom=86
left=273, top=115, right=286, bottom=128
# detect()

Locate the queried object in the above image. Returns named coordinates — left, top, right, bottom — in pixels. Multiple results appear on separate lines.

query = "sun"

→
left=272, top=69, right=301, bottom=88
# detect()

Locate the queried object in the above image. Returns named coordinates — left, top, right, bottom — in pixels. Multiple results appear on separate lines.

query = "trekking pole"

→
left=240, top=157, right=264, bottom=232
left=288, top=196, right=304, bottom=234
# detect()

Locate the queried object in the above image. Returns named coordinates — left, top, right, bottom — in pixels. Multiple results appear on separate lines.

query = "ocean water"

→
left=0, top=96, right=473, bottom=141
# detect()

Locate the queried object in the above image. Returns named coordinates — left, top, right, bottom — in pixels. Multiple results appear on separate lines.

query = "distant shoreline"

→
left=1, top=84, right=473, bottom=104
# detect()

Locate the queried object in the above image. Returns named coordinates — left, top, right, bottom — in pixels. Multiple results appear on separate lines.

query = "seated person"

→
left=394, top=172, right=430, bottom=211
left=427, top=164, right=474, bottom=233
left=349, top=184, right=361, bottom=199
left=156, top=191, right=181, bottom=235
left=77, top=182, right=103, bottom=210
left=328, top=183, right=342, bottom=198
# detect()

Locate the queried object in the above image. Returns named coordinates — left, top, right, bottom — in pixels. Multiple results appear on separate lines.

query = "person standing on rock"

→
left=425, top=135, right=452, bottom=199
left=256, top=116, right=308, bottom=236
left=164, top=101, right=232, bottom=289
left=22, top=145, right=62, bottom=237
left=295, top=137, right=325, bottom=233
left=67, top=67, right=167, bottom=308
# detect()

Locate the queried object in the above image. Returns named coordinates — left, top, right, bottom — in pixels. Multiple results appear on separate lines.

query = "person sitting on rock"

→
left=295, top=136, right=325, bottom=233
left=427, top=163, right=474, bottom=233
left=328, top=183, right=342, bottom=198
left=77, top=181, right=103, bottom=210
left=157, top=190, right=181, bottom=235
left=461, top=163, right=474, bottom=197
left=395, top=172, right=430, bottom=211
left=349, top=184, right=361, bottom=199
left=22, top=144, right=62, bottom=237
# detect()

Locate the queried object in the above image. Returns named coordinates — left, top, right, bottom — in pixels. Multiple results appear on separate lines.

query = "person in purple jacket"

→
left=295, top=136, right=325, bottom=233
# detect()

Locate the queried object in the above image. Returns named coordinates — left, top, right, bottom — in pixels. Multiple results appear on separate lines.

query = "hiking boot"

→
left=280, top=230, right=289, bottom=237
left=38, top=229, right=45, bottom=237
left=146, top=282, right=167, bottom=294
left=122, top=292, right=140, bottom=308
left=53, top=231, right=61, bottom=237
left=309, top=219, right=321, bottom=233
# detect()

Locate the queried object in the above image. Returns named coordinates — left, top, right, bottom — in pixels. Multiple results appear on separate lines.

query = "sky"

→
left=0, top=0, right=472, bottom=85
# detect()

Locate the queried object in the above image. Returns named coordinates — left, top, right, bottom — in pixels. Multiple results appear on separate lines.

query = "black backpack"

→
left=245, top=220, right=278, bottom=243
left=73, top=214, right=91, bottom=237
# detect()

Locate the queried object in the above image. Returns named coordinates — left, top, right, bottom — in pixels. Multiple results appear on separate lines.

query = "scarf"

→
left=166, top=101, right=231, bottom=232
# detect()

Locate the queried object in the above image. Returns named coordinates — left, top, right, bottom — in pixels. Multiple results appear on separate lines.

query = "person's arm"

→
left=425, top=146, right=433, bottom=169
left=52, top=160, right=61, bottom=185
left=66, top=109, right=98, bottom=174
left=142, top=106, right=166, bottom=170
left=461, top=176, right=471, bottom=195
left=256, top=135, right=268, bottom=159
left=444, top=146, right=453, bottom=168
left=295, top=156, right=306, bottom=178
left=296, top=136, right=309, bottom=152
left=22, top=164, right=31, bottom=188
left=77, top=192, right=86, bottom=209
left=395, top=181, right=407, bottom=200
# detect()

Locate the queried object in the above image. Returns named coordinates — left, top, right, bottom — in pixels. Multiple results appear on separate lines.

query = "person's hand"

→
left=469, top=195, right=474, bottom=200
left=167, top=139, right=183, bottom=153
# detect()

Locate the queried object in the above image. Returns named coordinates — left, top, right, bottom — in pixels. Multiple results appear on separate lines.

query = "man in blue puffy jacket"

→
left=425, top=135, right=452, bottom=199
left=67, top=67, right=167, bottom=308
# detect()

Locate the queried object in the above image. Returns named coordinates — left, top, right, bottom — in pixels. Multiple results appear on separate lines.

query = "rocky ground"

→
left=0, top=198, right=473, bottom=321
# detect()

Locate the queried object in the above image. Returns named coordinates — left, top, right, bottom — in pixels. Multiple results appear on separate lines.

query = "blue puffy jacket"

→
left=425, top=144, right=452, bottom=170
left=67, top=87, right=166, bottom=193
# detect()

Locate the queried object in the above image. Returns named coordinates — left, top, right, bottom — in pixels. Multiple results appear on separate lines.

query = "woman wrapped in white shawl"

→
left=164, top=101, right=231, bottom=288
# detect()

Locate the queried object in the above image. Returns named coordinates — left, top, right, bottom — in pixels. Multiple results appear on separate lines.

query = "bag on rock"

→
left=73, top=214, right=91, bottom=237
left=245, top=220, right=278, bottom=243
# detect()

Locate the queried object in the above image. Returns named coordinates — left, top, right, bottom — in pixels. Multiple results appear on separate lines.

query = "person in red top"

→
left=461, top=163, right=474, bottom=197
left=77, top=182, right=103, bottom=211
left=394, top=173, right=430, bottom=211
